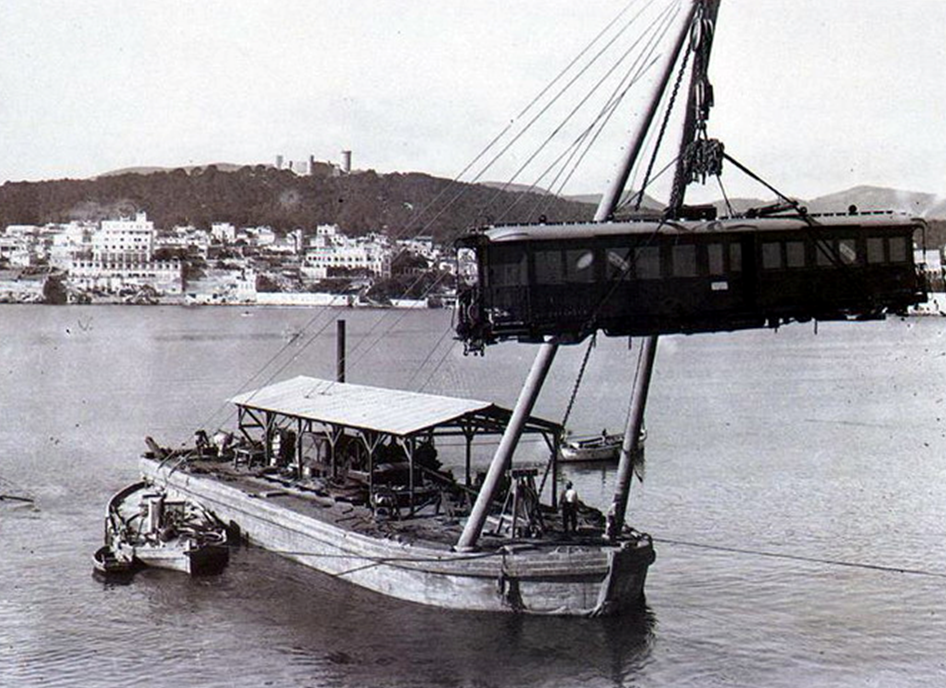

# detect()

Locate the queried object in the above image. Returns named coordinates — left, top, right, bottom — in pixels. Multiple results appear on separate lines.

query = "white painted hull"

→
left=142, top=458, right=654, bottom=616
left=133, top=541, right=229, bottom=575
left=559, top=443, right=621, bottom=463
left=559, top=432, right=644, bottom=464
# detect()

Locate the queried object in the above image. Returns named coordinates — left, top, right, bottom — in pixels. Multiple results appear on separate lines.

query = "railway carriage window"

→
left=815, top=240, right=835, bottom=267
left=489, top=248, right=528, bottom=286
left=672, top=245, right=697, bottom=277
left=867, top=237, right=885, bottom=264
left=838, top=239, right=857, bottom=264
left=534, top=249, right=565, bottom=284
left=786, top=241, right=805, bottom=268
left=634, top=246, right=661, bottom=279
left=606, top=248, right=631, bottom=279
left=707, top=244, right=724, bottom=275
left=762, top=242, right=782, bottom=270
left=564, top=249, right=595, bottom=282
left=729, top=243, right=742, bottom=272
left=607, top=249, right=629, bottom=276
left=888, top=236, right=908, bottom=263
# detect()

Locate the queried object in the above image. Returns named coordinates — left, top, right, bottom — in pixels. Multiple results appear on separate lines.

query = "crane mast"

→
left=457, top=1, right=722, bottom=551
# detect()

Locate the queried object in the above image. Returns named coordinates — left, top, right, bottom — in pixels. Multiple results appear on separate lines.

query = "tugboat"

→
left=96, top=481, right=229, bottom=577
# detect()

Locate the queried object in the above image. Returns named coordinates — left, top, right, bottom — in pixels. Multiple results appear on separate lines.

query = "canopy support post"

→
left=456, top=341, right=558, bottom=551
left=463, top=424, right=474, bottom=487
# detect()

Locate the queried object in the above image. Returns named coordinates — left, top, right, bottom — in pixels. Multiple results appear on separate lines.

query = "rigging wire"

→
left=406, top=319, right=458, bottom=390
left=653, top=536, right=946, bottom=580
left=489, top=1, right=682, bottom=222
left=416, top=328, right=462, bottom=393
left=721, top=151, right=878, bottom=278
left=389, top=0, right=664, bottom=243
left=473, top=0, right=664, bottom=198
left=715, top=172, right=735, bottom=216
left=522, top=3, right=684, bottom=220
left=632, top=19, right=693, bottom=212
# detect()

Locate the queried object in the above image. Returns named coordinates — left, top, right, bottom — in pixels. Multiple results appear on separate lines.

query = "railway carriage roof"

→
left=475, top=212, right=921, bottom=243
left=231, top=375, right=560, bottom=437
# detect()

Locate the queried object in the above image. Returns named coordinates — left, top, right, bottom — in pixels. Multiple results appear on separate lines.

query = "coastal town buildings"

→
left=69, top=259, right=183, bottom=296
left=157, top=226, right=212, bottom=258
left=0, top=213, right=452, bottom=304
left=301, top=224, right=391, bottom=280
left=184, top=266, right=258, bottom=304
left=48, top=222, right=93, bottom=268
left=0, top=268, right=50, bottom=303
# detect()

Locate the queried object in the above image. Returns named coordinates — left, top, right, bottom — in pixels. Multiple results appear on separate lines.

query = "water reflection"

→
left=168, top=545, right=659, bottom=687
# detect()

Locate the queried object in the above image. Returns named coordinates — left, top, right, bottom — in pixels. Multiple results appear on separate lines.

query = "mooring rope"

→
left=653, top=536, right=946, bottom=579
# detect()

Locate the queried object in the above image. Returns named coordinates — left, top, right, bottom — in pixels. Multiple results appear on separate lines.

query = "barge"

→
left=140, top=375, right=654, bottom=616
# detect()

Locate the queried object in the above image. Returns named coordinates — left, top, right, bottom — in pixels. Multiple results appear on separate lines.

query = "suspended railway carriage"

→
left=456, top=211, right=927, bottom=348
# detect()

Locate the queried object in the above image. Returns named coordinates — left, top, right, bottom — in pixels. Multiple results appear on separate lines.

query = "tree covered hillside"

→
left=0, top=166, right=595, bottom=242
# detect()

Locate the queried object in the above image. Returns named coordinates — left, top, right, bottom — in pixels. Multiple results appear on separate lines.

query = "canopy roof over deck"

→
left=230, top=375, right=561, bottom=438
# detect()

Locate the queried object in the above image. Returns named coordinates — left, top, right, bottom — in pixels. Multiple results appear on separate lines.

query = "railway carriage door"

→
left=737, top=235, right=757, bottom=312
left=532, top=246, right=596, bottom=338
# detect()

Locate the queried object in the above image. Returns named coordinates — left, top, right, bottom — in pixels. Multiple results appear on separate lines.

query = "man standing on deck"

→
left=561, top=481, right=579, bottom=534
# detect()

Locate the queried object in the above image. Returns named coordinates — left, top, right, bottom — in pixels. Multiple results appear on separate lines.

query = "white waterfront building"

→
left=70, top=212, right=183, bottom=295
left=211, top=222, right=237, bottom=244
left=70, top=259, right=184, bottom=295
left=302, top=224, right=391, bottom=280
left=93, top=212, right=155, bottom=263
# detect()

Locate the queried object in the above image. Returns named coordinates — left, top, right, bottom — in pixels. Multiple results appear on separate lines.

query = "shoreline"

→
left=0, top=293, right=445, bottom=309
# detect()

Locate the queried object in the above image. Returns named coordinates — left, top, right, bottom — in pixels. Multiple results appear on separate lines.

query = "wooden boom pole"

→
left=455, top=2, right=701, bottom=552
left=609, top=0, right=721, bottom=538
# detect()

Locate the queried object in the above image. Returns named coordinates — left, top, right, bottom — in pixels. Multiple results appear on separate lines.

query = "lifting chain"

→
left=560, top=333, right=597, bottom=432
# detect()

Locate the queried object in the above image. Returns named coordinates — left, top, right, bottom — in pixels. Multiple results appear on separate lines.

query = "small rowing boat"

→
left=559, top=429, right=645, bottom=464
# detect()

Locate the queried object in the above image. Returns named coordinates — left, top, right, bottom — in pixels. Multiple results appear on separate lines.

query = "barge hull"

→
left=142, top=459, right=654, bottom=616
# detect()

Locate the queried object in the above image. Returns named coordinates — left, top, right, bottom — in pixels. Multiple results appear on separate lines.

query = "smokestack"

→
left=341, top=150, right=352, bottom=174
left=275, top=154, right=284, bottom=170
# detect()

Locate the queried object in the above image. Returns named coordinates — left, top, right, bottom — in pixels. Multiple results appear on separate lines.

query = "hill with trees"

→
left=0, top=165, right=595, bottom=243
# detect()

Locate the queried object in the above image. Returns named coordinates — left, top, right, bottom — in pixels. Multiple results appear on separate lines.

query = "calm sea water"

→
left=1, top=304, right=945, bottom=687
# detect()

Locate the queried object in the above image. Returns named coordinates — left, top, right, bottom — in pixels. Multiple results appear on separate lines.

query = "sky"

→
left=2, top=0, right=945, bottom=202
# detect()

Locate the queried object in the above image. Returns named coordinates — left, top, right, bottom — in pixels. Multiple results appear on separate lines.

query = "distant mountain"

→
left=806, top=185, right=946, bottom=217
left=479, top=181, right=555, bottom=195
left=564, top=191, right=665, bottom=213
left=569, top=185, right=946, bottom=219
